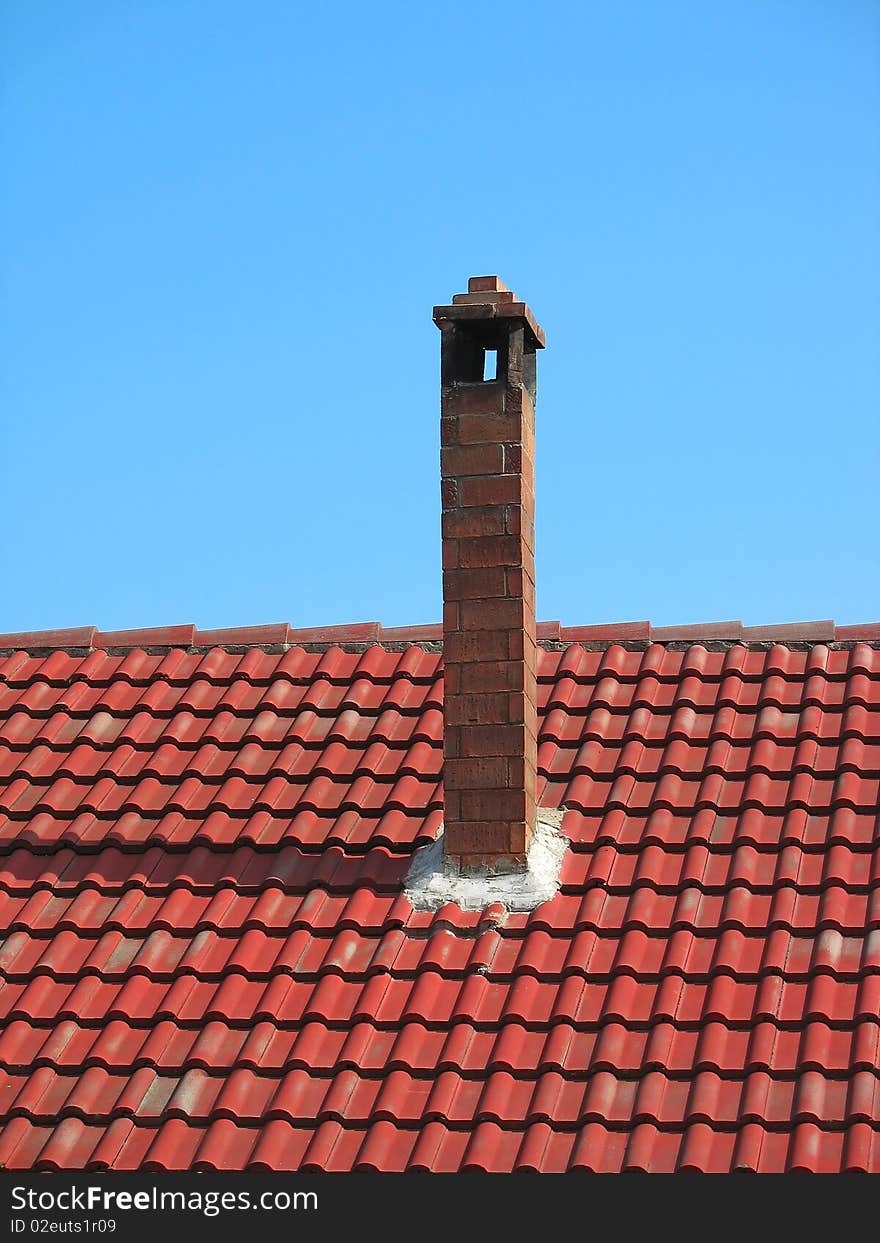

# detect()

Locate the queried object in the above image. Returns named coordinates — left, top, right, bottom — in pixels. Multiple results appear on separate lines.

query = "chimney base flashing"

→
left=405, top=807, right=567, bottom=913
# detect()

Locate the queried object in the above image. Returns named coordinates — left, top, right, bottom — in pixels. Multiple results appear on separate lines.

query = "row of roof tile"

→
left=2, top=642, right=878, bottom=690
left=2, top=925, right=880, bottom=981
left=6, top=884, right=880, bottom=935
left=5, top=836, right=880, bottom=894
left=2, top=809, right=879, bottom=856
left=2, top=675, right=879, bottom=721
left=3, top=709, right=877, bottom=763
left=4, top=1065, right=880, bottom=1129
left=0, top=772, right=875, bottom=829
left=5, top=1017, right=880, bottom=1076
left=3, top=736, right=877, bottom=784
left=5, top=971, right=880, bottom=1026
left=2, top=1115, right=876, bottom=1173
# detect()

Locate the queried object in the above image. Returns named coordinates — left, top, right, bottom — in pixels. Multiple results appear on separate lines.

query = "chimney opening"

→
left=482, top=349, right=497, bottom=381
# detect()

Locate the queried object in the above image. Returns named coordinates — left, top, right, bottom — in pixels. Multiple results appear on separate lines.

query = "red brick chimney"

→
left=433, top=276, right=546, bottom=873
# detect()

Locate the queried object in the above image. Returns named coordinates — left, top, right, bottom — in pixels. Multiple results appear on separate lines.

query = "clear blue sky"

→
left=2, top=1, right=878, bottom=635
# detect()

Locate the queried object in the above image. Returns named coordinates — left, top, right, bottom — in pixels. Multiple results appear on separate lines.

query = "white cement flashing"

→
left=404, top=806, right=568, bottom=913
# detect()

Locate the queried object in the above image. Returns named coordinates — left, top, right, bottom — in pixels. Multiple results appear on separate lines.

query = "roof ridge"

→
left=0, top=619, right=878, bottom=654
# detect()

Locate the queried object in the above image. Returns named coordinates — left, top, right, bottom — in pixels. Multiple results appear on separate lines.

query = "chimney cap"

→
left=433, top=275, right=546, bottom=349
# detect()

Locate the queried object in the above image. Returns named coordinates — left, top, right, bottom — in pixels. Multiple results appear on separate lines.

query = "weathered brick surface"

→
left=441, top=507, right=505, bottom=538
left=458, top=473, right=523, bottom=508
left=440, top=443, right=506, bottom=478
left=468, top=275, right=509, bottom=292
left=444, top=821, right=528, bottom=856
left=455, top=534, right=523, bottom=569
left=436, top=279, right=544, bottom=871
left=443, top=566, right=508, bottom=602
left=452, top=289, right=515, bottom=305
left=459, top=597, right=526, bottom=632
left=442, top=384, right=509, bottom=418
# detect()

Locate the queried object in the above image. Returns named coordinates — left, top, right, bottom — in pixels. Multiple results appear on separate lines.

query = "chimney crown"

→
left=434, top=275, right=546, bottom=351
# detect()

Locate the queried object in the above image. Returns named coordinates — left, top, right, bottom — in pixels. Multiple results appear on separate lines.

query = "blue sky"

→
left=2, top=1, right=878, bottom=634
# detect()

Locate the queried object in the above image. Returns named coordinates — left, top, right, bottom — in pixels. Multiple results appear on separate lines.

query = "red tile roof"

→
left=0, top=624, right=879, bottom=1172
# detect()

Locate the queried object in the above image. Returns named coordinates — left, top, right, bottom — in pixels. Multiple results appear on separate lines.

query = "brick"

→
left=460, top=597, right=525, bottom=631
left=443, top=566, right=507, bottom=602
left=525, top=778, right=537, bottom=811
left=444, top=628, right=511, bottom=664
left=441, top=539, right=459, bottom=570
left=446, top=692, right=510, bottom=726
left=458, top=474, right=522, bottom=508
left=520, top=474, right=535, bottom=514
left=459, top=660, right=523, bottom=694
left=443, top=602, right=459, bottom=631
left=460, top=788, right=527, bottom=822
left=504, top=382, right=528, bottom=411
left=476, top=856, right=528, bottom=872
left=519, top=408, right=535, bottom=461
left=454, top=412, right=521, bottom=444
left=434, top=301, right=494, bottom=324
left=444, top=822, right=519, bottom=855
left=443, top=726, right=461, bottom=759
left=456, top=534, right=523, bottom=569
left=522, top=637, right=538, bottom=677
left=504, top=506, right=535, bottom=554
left=468, top=275, right=509, bottom=292
left=444, top=756, right=509, bottom=788
left=504, top=442, right=535, bottom=475
left=523, top=574, right=537, bottom=614
left=522, top=696, right=538, bottom=737
left=507, top=691, right=527, bottom=724
left=443, top=790, right=461, bottom=822
left=505, top=568, right=535, bottom=609
left=506, top=757, right=525, bottom=788
left=507, top=757, right=537, bottom=799
left=450, top=822, right=530, bottom=858
left=498, top=301, right=545, bottom=349
left=442, top=507, right=506, bottom=540
left=441, top=443, right=505, bottom=477
left=458, top=723, right=527, bottom=758
left=452, top=289, right=515, bottom=305
left=440, top=417, right=459, bottom=447
left=440, top=478, right=459, bottom=510
left=444, top=384, right=507, bottom=417
left=446, top=852, right=529, bottom=872
left=510, top=821, right=529, bottom=855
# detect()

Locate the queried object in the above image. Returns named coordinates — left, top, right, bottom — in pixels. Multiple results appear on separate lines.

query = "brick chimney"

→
left=433, top=276, right=546, bottom=873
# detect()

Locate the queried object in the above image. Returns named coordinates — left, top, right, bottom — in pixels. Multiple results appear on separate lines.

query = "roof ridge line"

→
left=1, top=619, right=879, bottom=653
